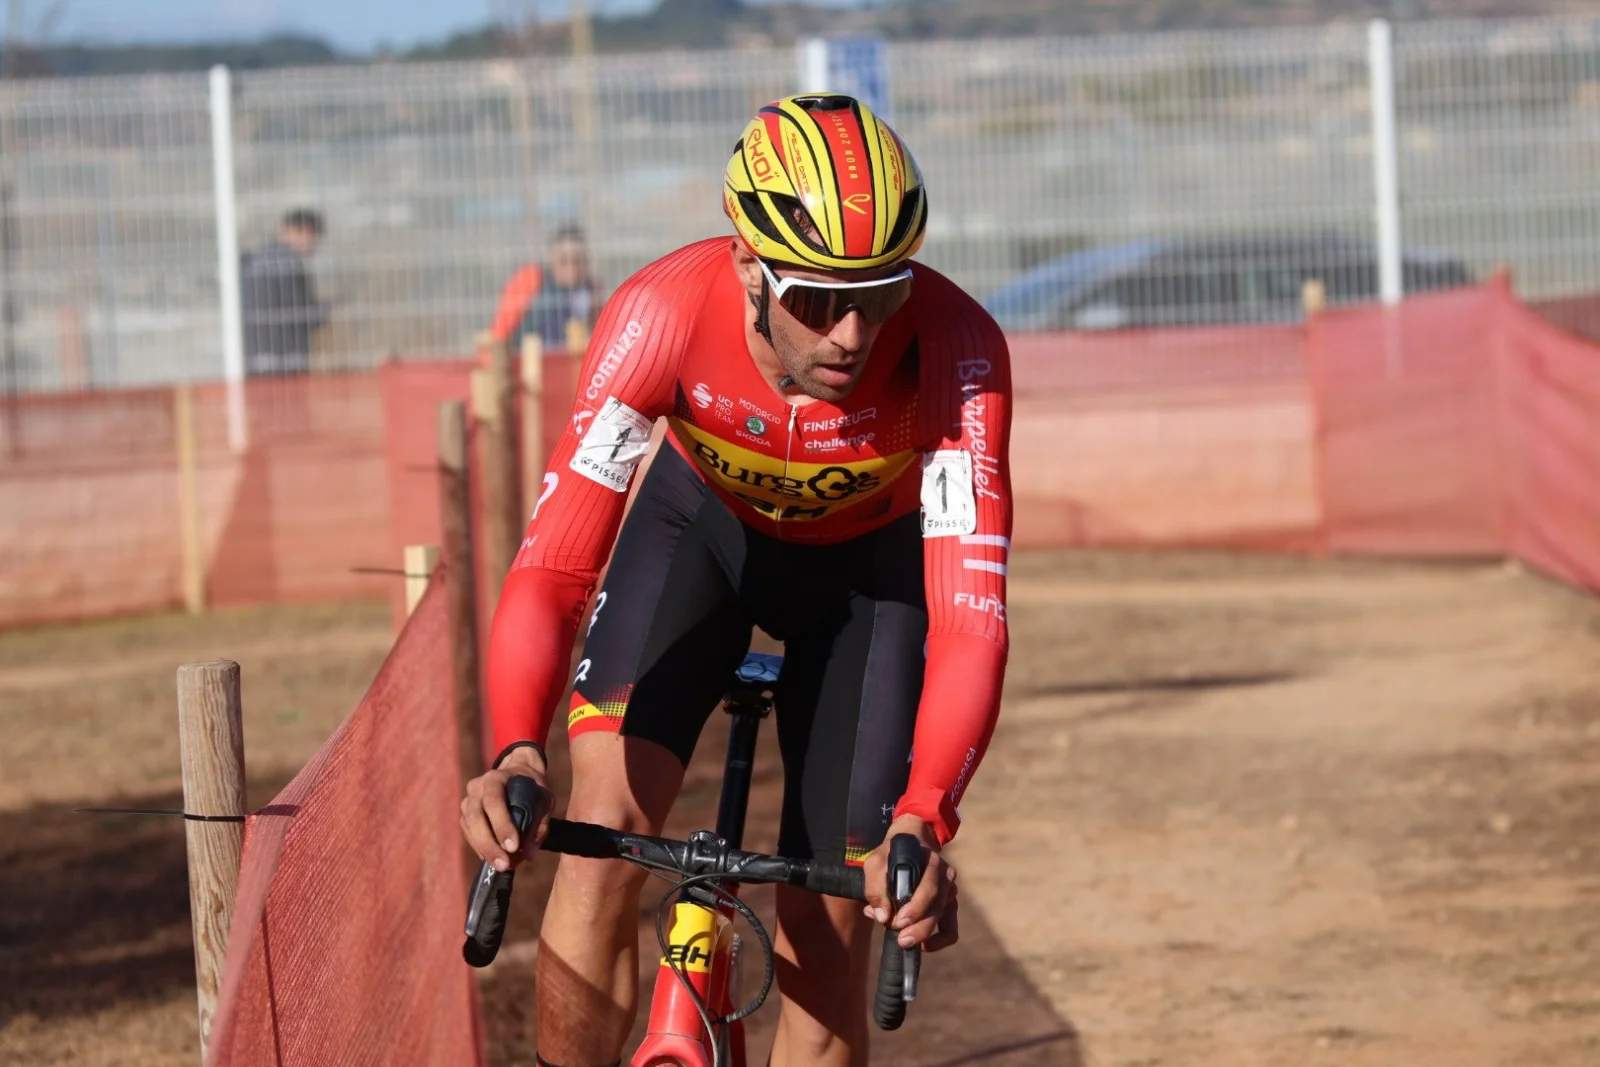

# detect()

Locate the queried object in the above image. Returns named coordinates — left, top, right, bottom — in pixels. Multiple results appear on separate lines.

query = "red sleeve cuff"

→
left=893, top=788, right=962, bottom=846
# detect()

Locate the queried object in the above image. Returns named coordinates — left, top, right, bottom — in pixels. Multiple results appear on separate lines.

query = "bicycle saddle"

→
left=730, top=651, right=783, bottom=689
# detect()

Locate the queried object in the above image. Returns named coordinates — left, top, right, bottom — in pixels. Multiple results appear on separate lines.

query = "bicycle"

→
left=462, top=651, right=926, bottom=1067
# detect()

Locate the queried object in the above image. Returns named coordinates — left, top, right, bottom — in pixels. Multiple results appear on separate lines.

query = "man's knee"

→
left=566, top=733, right=683, bottom=830
left=552, top=793, right=659, bottom=906
left=774, top=887, right=873, bottom=1011
left=553, top=734, right=685, bottom=910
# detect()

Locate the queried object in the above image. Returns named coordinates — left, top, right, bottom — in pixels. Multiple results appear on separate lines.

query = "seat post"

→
left=714, top=696, right=768, bottom=851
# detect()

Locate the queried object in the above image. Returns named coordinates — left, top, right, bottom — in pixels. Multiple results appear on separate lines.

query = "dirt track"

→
left=2, top=550, right=1597, bottom=1066
left=959, top=551, right=1600, bottom=1067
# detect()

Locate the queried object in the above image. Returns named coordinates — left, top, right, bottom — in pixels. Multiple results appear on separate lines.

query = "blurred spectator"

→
left=488, top=223, right=600, bottom=354
left=241, top=208, right=329, bottom=376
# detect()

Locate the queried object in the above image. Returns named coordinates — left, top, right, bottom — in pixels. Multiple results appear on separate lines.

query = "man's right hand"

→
left=460, top=746, right=553, bottom=872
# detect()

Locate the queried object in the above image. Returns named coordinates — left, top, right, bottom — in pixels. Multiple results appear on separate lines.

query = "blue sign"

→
left=806, top=37, right=892, bottom=120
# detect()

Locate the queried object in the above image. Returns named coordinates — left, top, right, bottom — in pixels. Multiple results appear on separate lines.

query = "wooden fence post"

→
left=1301, top=278, right=1330, bottom=557
left=439, top=400, right=483, bottom=782
left=403, top=543, right=440, bottom=617
left=520, top=334, right=546, bottom=522
left=1301, top=278, right=1327, bottom=317
left=175, top=382, right=206, bottom=615
left=177, top=659, right=246, bottom=1058
left=472, top=333, right=520, bottom=620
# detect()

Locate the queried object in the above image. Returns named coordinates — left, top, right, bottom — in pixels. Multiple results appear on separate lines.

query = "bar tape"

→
left=74, top=806, right=247, bottom=823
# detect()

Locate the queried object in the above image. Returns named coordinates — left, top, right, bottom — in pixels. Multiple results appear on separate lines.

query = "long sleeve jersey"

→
left=486, top=237, right=1012, bottom=843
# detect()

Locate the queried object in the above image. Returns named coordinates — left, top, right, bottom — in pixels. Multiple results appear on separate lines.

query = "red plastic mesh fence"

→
left=0, top=373, right=391, bottom=627
left=1006, top=323, right=1320, bottom=549
left=379, top=353, right=581, bottom=628
left=204, top=571, right=481, bottom=1067
left=1311, top=285, right=1509, bottom=557
left=1481, top=283, right=1600, bottom=589
left=2, top=385, right=187, bottom=622
left=5, top=286, right=1599, bottom=631
left=1310, top=278, right=1600, bottom=592
left=1500, top=317, right=1600, bottom=590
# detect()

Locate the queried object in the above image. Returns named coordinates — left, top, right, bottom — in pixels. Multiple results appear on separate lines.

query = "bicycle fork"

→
left=633, top=898, right=740, bottom=1067
left=633, top=692, right=769, bottom=1067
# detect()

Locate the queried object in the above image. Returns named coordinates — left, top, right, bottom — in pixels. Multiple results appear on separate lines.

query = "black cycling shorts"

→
left=566, top=444, right=926, bottom=866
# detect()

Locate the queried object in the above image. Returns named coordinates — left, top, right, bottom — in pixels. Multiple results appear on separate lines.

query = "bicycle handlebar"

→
left=464, top=777, right=866, bottom=968
left=463, top=779, right=922, bottom=1033
left=543, top=818, right=867, bottom=899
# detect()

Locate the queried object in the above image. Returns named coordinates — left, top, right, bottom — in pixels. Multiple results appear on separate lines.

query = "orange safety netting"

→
left=5, top=284, right=1600, bottom=631
left=0, top=373, right=391, bottom=627
left=1311, top=278, right=1600, bottom=588
left=1006, top=321, right=1320, bottom=549
left=379, top=353, right=581, bottom=628
left=205, top=572, right=481, bottom=1067
left=1502, top=297, right=1600, bottom=590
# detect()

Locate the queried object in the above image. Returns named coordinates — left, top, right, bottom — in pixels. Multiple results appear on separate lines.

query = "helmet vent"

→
left=791, top=94, right=857, bottom=112
left=884, top=186, right=926, bottom=251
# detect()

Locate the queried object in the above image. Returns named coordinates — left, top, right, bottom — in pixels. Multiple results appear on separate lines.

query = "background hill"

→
left=0, top=0, right=1594, bottom=77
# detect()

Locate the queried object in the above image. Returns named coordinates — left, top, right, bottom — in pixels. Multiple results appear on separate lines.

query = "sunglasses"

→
left=759, top=259, right=915, bottom=331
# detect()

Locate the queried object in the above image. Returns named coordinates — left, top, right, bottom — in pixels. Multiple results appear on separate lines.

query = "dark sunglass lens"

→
left=850, top=277, right=914, bottom=324
left=772, top=272, right=913, bottom=330
left=777, top=285, right=839, bottom=330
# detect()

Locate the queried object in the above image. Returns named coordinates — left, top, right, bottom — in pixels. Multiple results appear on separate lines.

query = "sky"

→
left=43, top=0, right=868, bottom=53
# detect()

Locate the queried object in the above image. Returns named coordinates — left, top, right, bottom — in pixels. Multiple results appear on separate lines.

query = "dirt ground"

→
left=2, top=549, right=1597, bottom=1066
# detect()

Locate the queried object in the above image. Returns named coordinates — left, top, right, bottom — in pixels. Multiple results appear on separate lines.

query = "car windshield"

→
left=982, top=242, right=1158, bottom=331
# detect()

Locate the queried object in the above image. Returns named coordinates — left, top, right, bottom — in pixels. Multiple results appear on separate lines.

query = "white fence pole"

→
left=209, top=64, right=248, bottom=451
left=1368, top=19, right=1403, bottom=306
left=798, top=38, right=829, bottom=94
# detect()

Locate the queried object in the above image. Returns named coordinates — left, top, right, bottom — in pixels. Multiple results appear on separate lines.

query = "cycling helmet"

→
left=723, top=93, right=927, bottom=272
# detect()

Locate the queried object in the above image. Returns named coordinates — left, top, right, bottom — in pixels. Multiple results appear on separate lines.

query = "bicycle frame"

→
left=631, top=689, right=768, bottom=1067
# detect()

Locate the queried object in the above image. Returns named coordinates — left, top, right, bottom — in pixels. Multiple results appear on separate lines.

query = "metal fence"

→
left=1, top=16, right=1598, bottom=394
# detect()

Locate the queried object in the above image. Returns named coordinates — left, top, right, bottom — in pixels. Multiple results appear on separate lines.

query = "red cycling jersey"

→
left=487, top=238, right=1011, bottom=843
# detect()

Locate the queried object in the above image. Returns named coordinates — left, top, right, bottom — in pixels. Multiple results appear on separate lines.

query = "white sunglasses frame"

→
left=757, top=258, right=915, bottom=322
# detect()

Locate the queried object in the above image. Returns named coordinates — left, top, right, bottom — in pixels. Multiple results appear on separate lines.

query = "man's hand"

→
left=860, top=814, right=959, bottom=953
left=459, top=746, right=552, bottom=872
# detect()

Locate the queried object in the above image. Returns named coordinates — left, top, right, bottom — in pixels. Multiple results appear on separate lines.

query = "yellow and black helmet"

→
left=723, top=93, right=928, bottom=272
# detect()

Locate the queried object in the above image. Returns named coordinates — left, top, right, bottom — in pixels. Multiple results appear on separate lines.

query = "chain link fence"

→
left=1397, top=19, right=1600, bottom=299
left=0, top=72, right=216, bottom=393
left=1, top=17, right=1597, bottom=394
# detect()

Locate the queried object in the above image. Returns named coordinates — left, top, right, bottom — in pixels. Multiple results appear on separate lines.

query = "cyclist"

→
left=460, top=93, right=1011, bottom=1067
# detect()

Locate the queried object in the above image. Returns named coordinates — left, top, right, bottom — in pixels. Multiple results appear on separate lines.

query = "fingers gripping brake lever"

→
left=463, top=774, right=543, bottom=968
left=890, top=834, right=922, bottom=1002
left=872, top=833, right=925, bottom=1030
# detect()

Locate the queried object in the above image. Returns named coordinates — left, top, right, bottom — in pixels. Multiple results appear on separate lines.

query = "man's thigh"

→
left=769, top=516, right=928, bottom=866
left=568, top=446, right=753, bottom=766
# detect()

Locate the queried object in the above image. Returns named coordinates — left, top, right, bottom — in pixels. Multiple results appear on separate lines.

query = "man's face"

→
left=550, top=238, right=587, bottom=288
left=735, top=247, right=903, bottom=403
left=283, top=225, right=320, bottom=257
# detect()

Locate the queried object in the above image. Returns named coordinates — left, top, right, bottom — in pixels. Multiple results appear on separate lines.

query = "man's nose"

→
left=827, top=308, right=867, bottom=351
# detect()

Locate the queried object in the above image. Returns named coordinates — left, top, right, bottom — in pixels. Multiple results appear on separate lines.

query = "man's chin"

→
left=798, top=376, right=857, bottom=404
left=806, top=360, right=865, bottom=397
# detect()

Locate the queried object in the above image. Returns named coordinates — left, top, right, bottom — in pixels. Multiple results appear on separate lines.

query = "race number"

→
left=570, top=397, right=651, bottom=492
left=920, top=450, right=977, bottom=537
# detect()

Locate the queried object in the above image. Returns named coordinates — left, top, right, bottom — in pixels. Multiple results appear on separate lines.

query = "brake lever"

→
left=462, top=774, right=543, bottom=968
left=888, top=833, right=922, bottom=1001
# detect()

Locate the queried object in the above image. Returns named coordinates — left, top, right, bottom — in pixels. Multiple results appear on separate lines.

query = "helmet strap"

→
left=751, top=271, right=774, bottom=345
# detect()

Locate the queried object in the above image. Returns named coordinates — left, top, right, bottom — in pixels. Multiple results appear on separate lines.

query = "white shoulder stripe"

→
left=962, top=559, right=1009, bottom=576
left=958, top=534, right=1011, bottom=549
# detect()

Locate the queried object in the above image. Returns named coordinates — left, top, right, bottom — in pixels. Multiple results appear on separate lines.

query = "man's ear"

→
left=730, top=239, right=763, bottom=295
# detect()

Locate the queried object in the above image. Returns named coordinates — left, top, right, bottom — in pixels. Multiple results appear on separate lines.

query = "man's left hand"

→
left=860, top=814, right=959, bottom=953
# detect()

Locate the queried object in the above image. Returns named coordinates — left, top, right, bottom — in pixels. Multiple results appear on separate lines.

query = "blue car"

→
left=982, top=235, right=1474, bottom=332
